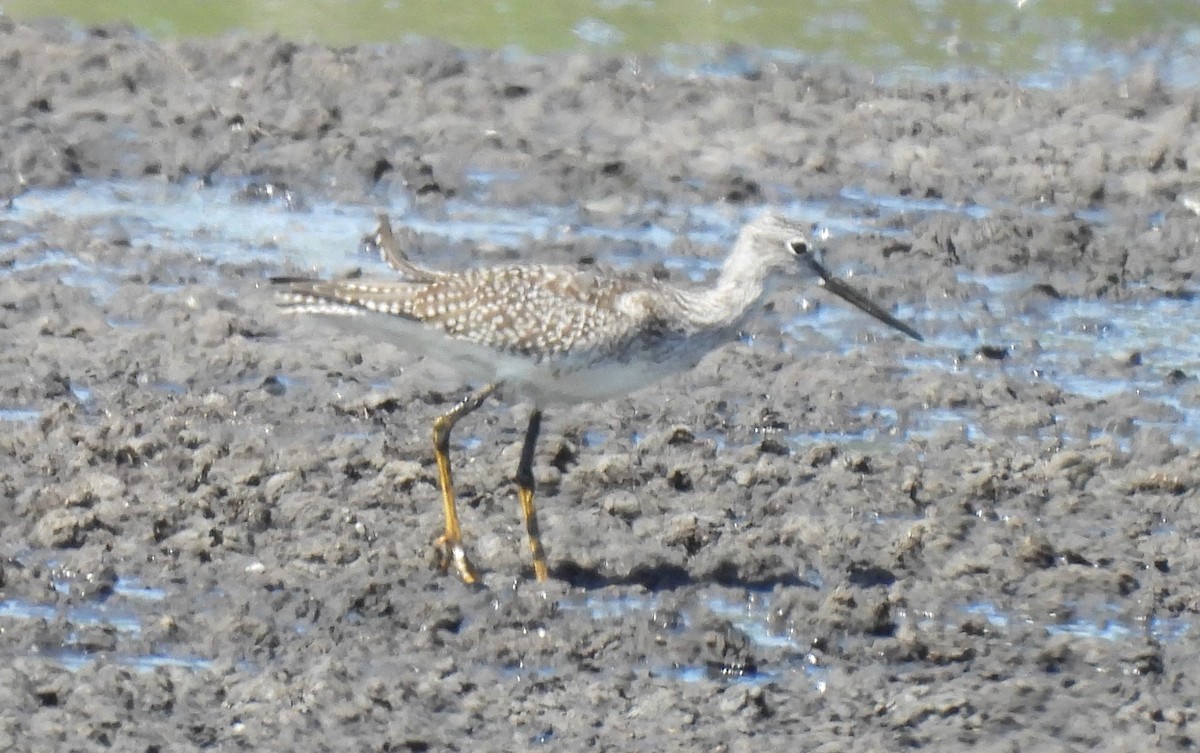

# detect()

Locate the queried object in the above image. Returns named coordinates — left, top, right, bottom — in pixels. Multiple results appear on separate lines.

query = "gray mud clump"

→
left=2, top=18, right=1199, bottom=752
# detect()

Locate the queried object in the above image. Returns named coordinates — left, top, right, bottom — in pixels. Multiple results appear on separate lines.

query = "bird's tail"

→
left=373, top=213, right=444, bottom=283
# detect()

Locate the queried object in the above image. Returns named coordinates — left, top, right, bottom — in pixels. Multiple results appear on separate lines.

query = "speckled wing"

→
left=274, top=266, right=659, bottom=360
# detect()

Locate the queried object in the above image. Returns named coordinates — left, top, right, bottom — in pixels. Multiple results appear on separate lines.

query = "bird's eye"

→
left=787, top=238, right=809, bottom=256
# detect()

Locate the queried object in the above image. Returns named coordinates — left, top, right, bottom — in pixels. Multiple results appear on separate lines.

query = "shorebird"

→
left=274, top=213, right=922, bottom=584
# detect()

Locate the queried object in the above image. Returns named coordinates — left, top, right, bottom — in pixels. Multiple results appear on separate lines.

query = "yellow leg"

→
left=431, top=384, right=497, bottom=584
left=515, top=409, right=549, bottom=581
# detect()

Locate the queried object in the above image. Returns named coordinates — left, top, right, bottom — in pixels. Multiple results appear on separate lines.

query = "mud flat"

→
left=1, top=17, right=1199, bottom=751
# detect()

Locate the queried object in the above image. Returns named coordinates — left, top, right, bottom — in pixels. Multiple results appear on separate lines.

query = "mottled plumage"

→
left=280, top=265, right=652, bottom=359
left=273, top=212, right=922, bottom=583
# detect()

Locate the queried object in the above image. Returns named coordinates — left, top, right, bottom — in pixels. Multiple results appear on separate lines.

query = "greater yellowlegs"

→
left=274, top=213, right=922, bottom=583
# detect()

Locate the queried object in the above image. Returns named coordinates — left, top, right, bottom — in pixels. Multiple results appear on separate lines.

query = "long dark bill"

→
left=805, top=256, right=924, bottom=342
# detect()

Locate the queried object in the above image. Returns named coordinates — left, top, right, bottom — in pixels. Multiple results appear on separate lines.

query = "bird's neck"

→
left=674, top=245, right=772, bottom=330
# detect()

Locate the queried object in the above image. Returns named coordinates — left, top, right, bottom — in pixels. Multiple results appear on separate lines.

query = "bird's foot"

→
left=434, top=534, right=480, bottom=585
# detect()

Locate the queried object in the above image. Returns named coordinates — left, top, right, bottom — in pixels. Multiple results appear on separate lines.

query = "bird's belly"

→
left=505, top=339, right=718, bottom=406
left=511, top=359, right=683, bottom=406
left=302, top=311, right=717, bottom=406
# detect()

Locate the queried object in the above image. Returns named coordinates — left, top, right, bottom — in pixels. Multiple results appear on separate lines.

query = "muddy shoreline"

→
left=1, top=17, right=1198, bottom=751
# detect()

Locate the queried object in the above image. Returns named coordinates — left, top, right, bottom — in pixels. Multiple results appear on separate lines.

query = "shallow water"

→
left=7, top=0, right=1200, bottom=84
left=0, top=574, right=213, bottom=673
left=2, top=560, right=1184, bottom=679
left=8, top=178, right=1198, bottom=449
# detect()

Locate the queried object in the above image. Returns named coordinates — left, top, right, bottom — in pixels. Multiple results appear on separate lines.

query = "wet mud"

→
left=2, top=17, right=1199, bottom=752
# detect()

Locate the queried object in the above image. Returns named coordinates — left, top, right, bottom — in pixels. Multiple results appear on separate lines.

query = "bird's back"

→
left=279, top=264, right=679, bottom=358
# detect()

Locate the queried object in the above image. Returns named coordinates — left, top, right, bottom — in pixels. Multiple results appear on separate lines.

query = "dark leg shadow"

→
left=553, top=559, right=814, bottom=592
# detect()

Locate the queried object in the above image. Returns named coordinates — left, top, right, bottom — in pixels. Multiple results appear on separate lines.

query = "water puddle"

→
left=4, top=171, right=1091, bottom=280
left=961, top=601, right=1189, bottom=643
left=0, top=408, right=41, bottom=423
left=4, top=575, right=1191, bottom=678
left=558, top=589, right=813, bottom=686
left=0, top=557, right=213, bottom=673
left=896, top=281, right=1200, bottom=448
left=556, top=588, right=1192, bottom=687
left=0, top=591, right=213, bottom=673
